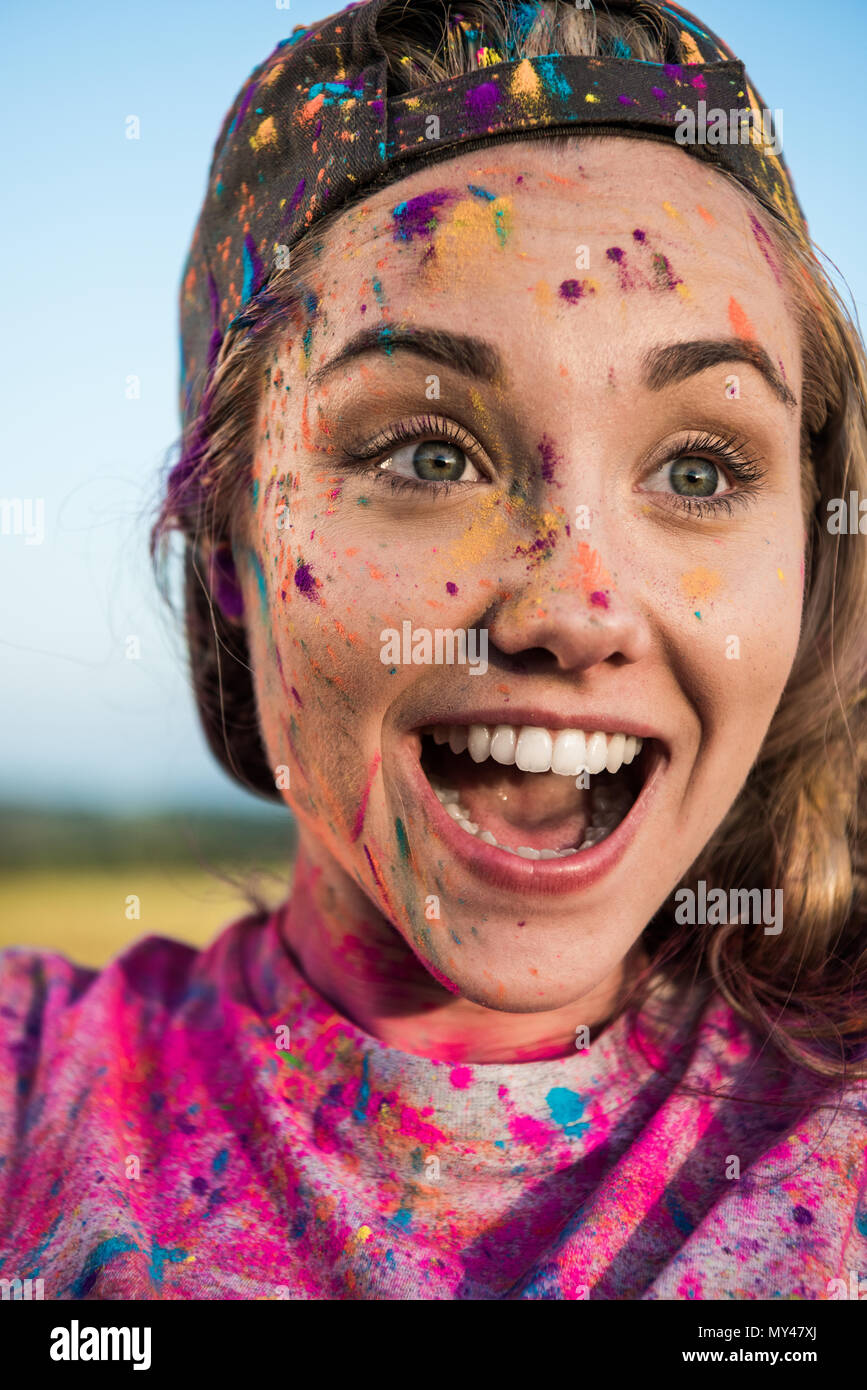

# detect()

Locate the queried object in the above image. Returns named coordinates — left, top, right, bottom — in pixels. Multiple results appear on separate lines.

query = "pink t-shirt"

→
left=0, top=907, right=864, bottom=1299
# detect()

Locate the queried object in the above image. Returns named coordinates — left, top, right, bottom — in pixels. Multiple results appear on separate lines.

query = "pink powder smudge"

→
left=351, top=752, right=382, bottom=842
left=590, top=590, right=609, bottom=608
left=449, top=1066, right=473, bottom=1089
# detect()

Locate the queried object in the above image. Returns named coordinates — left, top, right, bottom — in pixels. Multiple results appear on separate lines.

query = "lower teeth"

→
left=432, top=781, right=629, bottom=856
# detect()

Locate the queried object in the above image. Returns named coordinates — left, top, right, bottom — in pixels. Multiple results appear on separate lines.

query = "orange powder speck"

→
left=345, top=547, right=359, bottom=557
left=299, top=92, right=326, bottom=124
left=680, top=567, right=722, bottom=604
left=366, top=563, right=386, bottom=581
left=728, top=296, right=756, bottom=341
left=572, top=542, right=613, bottom=598
left=696, top=204, right=715, bottom=225
left=497, top=684, right=511, bottom=694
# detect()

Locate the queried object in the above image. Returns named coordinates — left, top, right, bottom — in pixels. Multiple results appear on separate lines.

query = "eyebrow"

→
left=308, top=326, right=504, bottom=388
left=310, top=325, right=797, bottom=410
left=643, top=338, right=797, bottom=409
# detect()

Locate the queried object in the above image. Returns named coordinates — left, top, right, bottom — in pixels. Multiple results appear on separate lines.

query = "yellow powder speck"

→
left=675, top=282, right=692, bottom=301
left=356, top=1226, right=372, bottom=1242
left=662, top=201, right=680, bottom=219
left=249, top=116, right=277, bottom=151
left=533, top=280, right=553, bottom=315
left=584, top=93, right=600, bottom=103
left=510, top=58, right=541, bottom=102
left=680, top=567, right=722, bottom=604
left=777, top=567, right=785, bottom=582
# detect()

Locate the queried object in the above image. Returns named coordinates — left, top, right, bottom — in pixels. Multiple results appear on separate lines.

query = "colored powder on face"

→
left=696, top=203, right=715, bottom=225
left=728, top=295, right=756, bottom=341
left=606, top=245, right=634, bottom=291
left=590, top=590, right=609, bottom=608
left=749, top=212, right=783, bottom=285
left=294, top=559, right=319, bottom=599
left=680, top=567, right=721, bottom=604
left=467, top=184, right=496, bottom=201
left=537, top=434, right=563, bottom=484
left=247, top=548, right=268, bottom=615
left=351, top=752, right=381, bottom=842
left=395, top=816, right=410, bottom=861
left=574, top=542, right=613, bottom=600
left=558, top=278, right=595, bottom=302
left=392, top=189, right=457, bottom=242
left=632, top=228, right=646, bottom=242
left=652, top=251, right=682, bottom=291
left=446, top=581, right=458, bottom=595
left=291, top=686, right=303, bottom=706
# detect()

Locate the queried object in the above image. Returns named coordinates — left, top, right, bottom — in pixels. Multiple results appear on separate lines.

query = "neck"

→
left=279, top=835, right=646, bottom=1064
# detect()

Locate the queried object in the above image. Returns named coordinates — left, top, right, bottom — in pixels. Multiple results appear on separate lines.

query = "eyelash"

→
left=644, top=430, right=767, bottom=518
left=339, top=419, right=767, bottom=514
left=341, top=415, right=488, bottom=495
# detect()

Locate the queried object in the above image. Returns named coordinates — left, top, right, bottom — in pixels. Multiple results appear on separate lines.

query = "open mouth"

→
left=418, top=723, right=651, bottom=860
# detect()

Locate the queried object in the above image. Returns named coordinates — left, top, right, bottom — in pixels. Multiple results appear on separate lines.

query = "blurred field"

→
left=0, top=804, right=296, bottom=968
left=0, top=866, right=289, bottom=968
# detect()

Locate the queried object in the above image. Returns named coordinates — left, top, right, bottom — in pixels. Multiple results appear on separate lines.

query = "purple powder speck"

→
left=606, top=246, right=624, bottom=263
left=632, top=228, right=646, bottom=242
left=291, top=686, right=303, bottom=707
left=392, top=189, right=456, bottom=243
left=465, top=80, right=500, bottom=126
left=537, top=434, right=562, bottom=484
left=294, top=561, right=318, bottom=600
left=558, top=279, right=594, bottom=302
left=446, top=581, right=458, bottom=596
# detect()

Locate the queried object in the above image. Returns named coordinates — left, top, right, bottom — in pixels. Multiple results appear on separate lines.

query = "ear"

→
left=203, top=539, right=245, bottom=623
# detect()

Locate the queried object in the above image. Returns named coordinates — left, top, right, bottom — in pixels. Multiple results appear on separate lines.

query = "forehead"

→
left=316, top=138, right=781, bottom=293
left=300, top=137, right=798, bottom=395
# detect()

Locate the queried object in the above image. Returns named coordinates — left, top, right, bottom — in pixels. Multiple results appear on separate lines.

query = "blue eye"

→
left=380, top=440, right=482, bottom=484
left=665, top=456, right=722, bottom=498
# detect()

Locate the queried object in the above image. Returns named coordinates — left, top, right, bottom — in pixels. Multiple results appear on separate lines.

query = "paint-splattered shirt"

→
left=1, top=908, right=865, bottom=1300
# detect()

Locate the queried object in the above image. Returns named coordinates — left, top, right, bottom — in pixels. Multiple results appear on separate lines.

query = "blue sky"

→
left=2, top=0, right=864, bottom=812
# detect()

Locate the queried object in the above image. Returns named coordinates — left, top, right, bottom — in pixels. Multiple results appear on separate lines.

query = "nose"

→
left=485, top=535, right=653, bottom=673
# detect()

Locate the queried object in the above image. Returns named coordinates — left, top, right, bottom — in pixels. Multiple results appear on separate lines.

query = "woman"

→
left=1, top=0, right=865, bottom=1301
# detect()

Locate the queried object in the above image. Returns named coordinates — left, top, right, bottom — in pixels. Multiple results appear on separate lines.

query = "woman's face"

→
left=239, top=137, right=805, bottom=1014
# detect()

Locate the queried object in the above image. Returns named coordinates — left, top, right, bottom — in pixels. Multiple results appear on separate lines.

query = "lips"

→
left=402, top=713, right=666, bottom=893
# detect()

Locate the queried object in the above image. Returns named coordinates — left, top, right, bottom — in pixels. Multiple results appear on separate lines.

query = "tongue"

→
left=443, top=758, right=591, bottom=852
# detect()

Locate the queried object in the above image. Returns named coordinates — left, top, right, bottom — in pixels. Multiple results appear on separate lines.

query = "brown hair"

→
left=154, top=0, right=867, bottom=1081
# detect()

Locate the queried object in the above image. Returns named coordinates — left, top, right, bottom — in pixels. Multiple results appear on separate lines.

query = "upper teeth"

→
left=428, top=724, right=642, bottom=776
